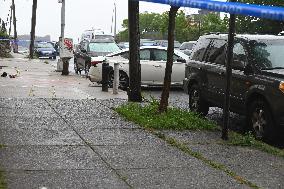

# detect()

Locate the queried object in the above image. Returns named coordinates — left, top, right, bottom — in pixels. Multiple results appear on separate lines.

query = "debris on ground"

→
left=9, top=74, right=16, bottom=78
left=1, top=72, right=7, bottom=77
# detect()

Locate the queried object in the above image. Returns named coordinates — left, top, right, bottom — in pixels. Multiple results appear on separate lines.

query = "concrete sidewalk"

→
left=0, top=54, right=127, bottom=99
left=0, top=55, right=283, bottom=189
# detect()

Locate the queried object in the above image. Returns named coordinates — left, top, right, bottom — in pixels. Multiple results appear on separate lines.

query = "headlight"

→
left=279, top=81, right=284, bottom=93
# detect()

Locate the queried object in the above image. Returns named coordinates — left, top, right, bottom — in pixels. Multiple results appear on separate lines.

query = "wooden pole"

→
left=128, top=0, right=142, bottom=102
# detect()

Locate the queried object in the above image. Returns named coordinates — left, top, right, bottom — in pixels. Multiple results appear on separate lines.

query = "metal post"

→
left=222, top=0, right=236, bottom=140
left=128, top=0, right=142, bottom=102
left=113, top=62, right=119, bottom=94
left=102, top=60, right=109, bottom=92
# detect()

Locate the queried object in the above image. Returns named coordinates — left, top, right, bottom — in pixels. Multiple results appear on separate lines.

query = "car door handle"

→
left=154, top=65, right=162, bottom=68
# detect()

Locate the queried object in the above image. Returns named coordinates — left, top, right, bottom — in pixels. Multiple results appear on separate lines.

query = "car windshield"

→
left=36, top=43, right=53, bottom=48
left=180, top=43, right=195, bottom=50
left=141, top=41, right=154, bottom=46
left=89, top=42, right=120, bottom=53
left=251, top=39, right=284, bottom=69
left=156, top=41, right=181, bottom=48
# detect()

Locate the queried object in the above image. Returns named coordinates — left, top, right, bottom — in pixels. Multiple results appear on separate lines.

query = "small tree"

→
left=158, top=6, right=179, bottom=113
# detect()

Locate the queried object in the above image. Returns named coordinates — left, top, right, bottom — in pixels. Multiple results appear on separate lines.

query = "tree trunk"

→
left=128, top=0, right=142, bottom=102
left=158, top=6, right=179, bottom=113
left=29, top=0, right=37, bottom=59
left=12, top=0, right=18, bottom=53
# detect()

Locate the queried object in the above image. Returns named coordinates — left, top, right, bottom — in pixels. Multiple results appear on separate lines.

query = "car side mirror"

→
left=233, top=60, right=246, bottom=71
left=177, top=57, right=186, bottom=63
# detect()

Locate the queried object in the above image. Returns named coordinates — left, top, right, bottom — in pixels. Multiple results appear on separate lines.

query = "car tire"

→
left=109, top=71, right=129, bottom=91
left=188, top=84, right=209, bottom=116
left=247, top=99, right=274, bottom=140
left=53, top=56, right=56, bottom=60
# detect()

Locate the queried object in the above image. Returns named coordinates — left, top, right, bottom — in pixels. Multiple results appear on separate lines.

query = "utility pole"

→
left=11, top=0, right=18, bottom=53
left=29, top=0, right=37, bottom=59
left=128, top=0, right=142, bottom=102
left=59, top=0, right=69, bottom=75
left=111, top=2, right=117, bottom=40
left=114, top=2, right=117, bottom=39
left=8, top=5, right=12, bottom=37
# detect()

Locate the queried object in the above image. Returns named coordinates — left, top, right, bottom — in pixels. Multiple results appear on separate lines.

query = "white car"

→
left=88, top=46, right=189, bottom=89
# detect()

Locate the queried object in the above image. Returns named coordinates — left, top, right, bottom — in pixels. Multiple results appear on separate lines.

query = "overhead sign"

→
left=137, top=0, right=284, bottom=21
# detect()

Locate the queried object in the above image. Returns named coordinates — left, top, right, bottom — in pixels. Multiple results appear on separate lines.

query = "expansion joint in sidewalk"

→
left=44, top=99, right=134, bottom=188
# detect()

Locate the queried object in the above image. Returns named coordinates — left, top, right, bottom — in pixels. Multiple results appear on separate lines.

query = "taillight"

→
left=279, top=81, right=284, bottom=93
left=90, top=61, right=102, bottom=66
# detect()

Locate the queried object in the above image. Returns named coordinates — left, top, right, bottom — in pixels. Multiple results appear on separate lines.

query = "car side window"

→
left=233, top=42, right=247, bottom=70
left=205, top=39, right=227, bottom=65
left=191, top=38, right=211, bottom=61
left=120, top=52, right=129, bottom=59
left=152, top=49, right=167, bottom=61
left=140, top=49, right=151, bottom=60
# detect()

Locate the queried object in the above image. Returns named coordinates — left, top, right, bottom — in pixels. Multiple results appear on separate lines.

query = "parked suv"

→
left=183, top=34, right=284, bottom=139
left=73, top=38, right=120, bottom=74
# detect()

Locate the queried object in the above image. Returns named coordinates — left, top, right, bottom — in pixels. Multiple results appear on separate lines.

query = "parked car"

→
left=154, top=40, right=181, bottom=49
left=118, top=42, right=129, bottom=49
left=179, top=41, right=196, bottom=56
left=88, top=46, right=189, bottom=89
left=73, top=38, right=120, bottom=74
left=183, top=33, right=284, bottom=139
left=140, top=39, right=155, bottom=47
left=80, top=29, right=112, bottom=41
left=34, top=42, right=57, bottom=59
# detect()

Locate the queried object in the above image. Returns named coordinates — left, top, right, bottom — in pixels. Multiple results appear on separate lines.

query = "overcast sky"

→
left=0, top=0, right=227, bottom=43
left=0, top=0, right=182, bottom=42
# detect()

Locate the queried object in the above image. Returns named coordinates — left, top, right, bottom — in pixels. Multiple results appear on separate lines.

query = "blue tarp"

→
left=137, top=0, right=284, bottom=21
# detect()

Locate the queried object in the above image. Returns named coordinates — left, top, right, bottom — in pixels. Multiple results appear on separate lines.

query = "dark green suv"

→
left=183, top=34, right=284, bottom=139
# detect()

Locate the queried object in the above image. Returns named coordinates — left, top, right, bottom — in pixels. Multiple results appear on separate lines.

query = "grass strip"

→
left=224, top=132, right=284, bottom=159
left=0, top=171, right=6, bottom=189
left=116, top=102, right=283, bottom=158
left=153, top=132, right=260, bottom=189
left=116, top=102, right=217, bottom=131
left=0, top=145, right=6, bottom=189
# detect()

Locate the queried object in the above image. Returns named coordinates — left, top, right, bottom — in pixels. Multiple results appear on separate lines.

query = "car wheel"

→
left=188, top=84, right=209, bottom=116
left=74, top=58, right=79, bottom=74
left=247, top=99, right=274, bottom=140
left=53, top=56, right=56, bottom=60
left=109, top=71, right=129, bottom=91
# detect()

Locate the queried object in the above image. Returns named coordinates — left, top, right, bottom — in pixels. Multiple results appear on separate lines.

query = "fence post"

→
left=113, top=62, right=119, bottom=94
left=102, top=60, right=109, bottom=92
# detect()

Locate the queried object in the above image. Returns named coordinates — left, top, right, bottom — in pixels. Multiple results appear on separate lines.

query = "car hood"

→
left=88, top=52, right=112, bottom=57
left=36, top=48, right=55, bottom=52
left=261, top=69, right=284, bottom=79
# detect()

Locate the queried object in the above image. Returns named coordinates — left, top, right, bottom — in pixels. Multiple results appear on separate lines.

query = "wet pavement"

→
left=0, top=54, right=283, bottom=189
